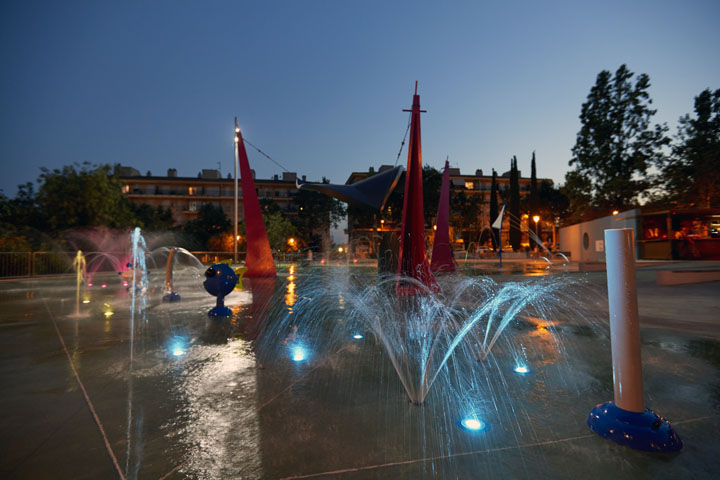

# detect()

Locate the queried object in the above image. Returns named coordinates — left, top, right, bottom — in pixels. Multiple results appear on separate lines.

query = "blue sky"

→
left=1, top=0, right=719, bottom=196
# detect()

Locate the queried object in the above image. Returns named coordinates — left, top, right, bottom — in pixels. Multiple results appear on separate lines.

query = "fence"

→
left=0, top=251, right=251, bottom=279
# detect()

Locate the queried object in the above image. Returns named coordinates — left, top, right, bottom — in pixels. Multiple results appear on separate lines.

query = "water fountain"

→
left=257, top=268, right=592, bottom=406
left=143, top=246, right=205, bottom=301
left=252, top=87, right=585, bottom=408
left=203, top=263, right=238, bottom=317
left=5, top=93, right=704, bottom=479
left=70, top=250, right=87, bottom=317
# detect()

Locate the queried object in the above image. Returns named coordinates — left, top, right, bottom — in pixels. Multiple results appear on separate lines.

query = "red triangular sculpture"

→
left=396, top=84, right=439, bottom=294
left=431, top=159, right=455, bottom=272
left=237, top=127, right=276, bottom=278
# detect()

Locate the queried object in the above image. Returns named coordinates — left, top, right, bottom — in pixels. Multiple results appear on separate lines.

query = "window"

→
left=121, top=185, right=130, bottom=194
left=465, top=181, right=475, bottom=190
left=188, top=187, right=197, bottom=195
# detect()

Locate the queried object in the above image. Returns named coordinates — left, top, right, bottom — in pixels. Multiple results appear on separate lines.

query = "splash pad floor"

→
left=1, top=263, right=719, bottom=479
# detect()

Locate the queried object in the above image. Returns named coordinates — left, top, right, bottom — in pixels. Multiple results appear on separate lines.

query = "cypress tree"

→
left=529, top=151, right=538, bottom=250
left=509, top=156, right=521, bottom=251
left=489, top=169, right=498, bottom=250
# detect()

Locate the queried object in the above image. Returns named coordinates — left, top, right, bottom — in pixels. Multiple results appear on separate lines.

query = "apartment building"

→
left=117, top=166, right=306, bottom=225
left=346, top=165, right=553, bottom=257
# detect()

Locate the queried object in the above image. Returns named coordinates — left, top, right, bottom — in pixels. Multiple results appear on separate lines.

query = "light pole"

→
left=234, top=117, right=240, bottom=265
left=532, top=215, right=540, bottom=253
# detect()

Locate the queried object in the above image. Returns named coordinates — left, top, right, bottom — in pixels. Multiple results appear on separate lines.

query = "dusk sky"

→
left=1, top=0, right=719, bottom=197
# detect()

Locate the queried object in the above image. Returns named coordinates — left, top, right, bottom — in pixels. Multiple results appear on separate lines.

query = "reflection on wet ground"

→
left=0, top=265, right=718, bottom=479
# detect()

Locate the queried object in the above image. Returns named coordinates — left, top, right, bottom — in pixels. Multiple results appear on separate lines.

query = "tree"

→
left=450, top=190, right=483, bottom=244
left=0, top=182, right=43, bottom=230
left=264, top=211, right=299, bottom=252
left=36, top=163, right=137, bottom=231
left=239, top=210, right=298, bottom=252
left=183, top=203, right=231, bottom=250
left=509, top=156, right=521, bottom=251
left=129, top=203, right=174, bottom=231
left=561, top=170, right=594, bottom=225
left=566, top=64, right=669, bottom=215
left=293, top=177, right=346, bottom=251
left=376, top=165, right=442, bottom=226
left=489, top=169, right=498, bottom=250
left=661, top=88, right=720, bottom=207
left=538, top=181, right=569, bottom=224
left=529, top=152, right=538, bottom=249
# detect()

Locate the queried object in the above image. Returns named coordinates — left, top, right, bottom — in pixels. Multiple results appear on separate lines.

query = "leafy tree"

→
left=661, top=88, right=720, bottom=207
left=36, top=163, right=137, bottom=231
left=129, top=203, right=174, bottom=231
left=374, top=165, right=441, bottom=226
left=450, top=190, right=483, bottom=244
left=509, top=156, right=521, bottom=251
left=239, top=210, right=298, bottom=252
left=259, top=198, right=282, bottom=215
left=183, top=203, right=231, bottom=250
left=489, top=169, right=498, bottom=250
left=293, top=177, right=346, bottom=251
left=567, top=64, right=669, bottom=215
left=561, top=170, right=594, bottom=224
left=264, top=211, right=299, bottom=252
left=422, top=165, right=442, bottom=221
left=0, top=182, right=43, bottom=230
left=538, top=181, right=569, bottom=223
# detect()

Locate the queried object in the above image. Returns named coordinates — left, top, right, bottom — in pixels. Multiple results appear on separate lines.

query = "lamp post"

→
left=532, top=215, right=540, bottom=253
left=234, top=118, right=240, bottom=265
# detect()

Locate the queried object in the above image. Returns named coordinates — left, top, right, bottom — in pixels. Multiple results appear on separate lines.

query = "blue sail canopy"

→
left=297, top=165, right=403, bottom=211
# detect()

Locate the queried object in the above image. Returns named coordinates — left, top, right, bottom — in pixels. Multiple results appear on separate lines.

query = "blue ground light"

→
left=513, top=365, right=531, bottom=374
left=169, top=337, right=186, bottom=357
left=458, top=417, right=487, bottom=432
left=291, top=346, right=307, bottom=362
left=352, top=334, right=364, bottom=339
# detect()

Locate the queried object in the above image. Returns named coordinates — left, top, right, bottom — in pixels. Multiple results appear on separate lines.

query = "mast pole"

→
left=234, top=117, right=239, bottom=265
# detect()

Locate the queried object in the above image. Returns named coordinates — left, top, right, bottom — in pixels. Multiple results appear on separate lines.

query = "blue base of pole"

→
left=163, top=292, right=181, bottom=302
left=208, top=305, right=232, bottom=317
left=587, top=401, right=682, bottom=453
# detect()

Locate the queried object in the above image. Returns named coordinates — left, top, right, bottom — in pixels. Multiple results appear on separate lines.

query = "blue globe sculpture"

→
left=203, top=263, right=238, bottom=317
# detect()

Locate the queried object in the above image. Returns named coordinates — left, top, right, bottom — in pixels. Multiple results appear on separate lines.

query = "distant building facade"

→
left=116, top=166, right=312, bottom=226
left=559, top=207, right=720, bottom=262
left=345, top=165, right=553, bottom=257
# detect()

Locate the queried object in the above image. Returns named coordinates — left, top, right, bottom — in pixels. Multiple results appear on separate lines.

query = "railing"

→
left=0, top=251, right=248, bottom=279
left=0, top=250, right=331, bottom=279
left=0, top=252, right=32, bottom=277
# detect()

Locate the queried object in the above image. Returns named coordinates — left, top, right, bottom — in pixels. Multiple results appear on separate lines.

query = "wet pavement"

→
left=0, top=262, right=719, bottom=479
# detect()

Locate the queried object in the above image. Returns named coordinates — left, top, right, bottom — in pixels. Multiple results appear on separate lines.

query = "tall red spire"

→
left=431, top=159, right=455, bottom=272
left=236, top=126, right=276, bottom=277
left=396, top=83, right=439, bottom=294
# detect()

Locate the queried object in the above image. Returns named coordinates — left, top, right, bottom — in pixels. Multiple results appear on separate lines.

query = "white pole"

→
left=234, top=117, right=239, bottom=265
left=604, top=228, right=644, bottom=412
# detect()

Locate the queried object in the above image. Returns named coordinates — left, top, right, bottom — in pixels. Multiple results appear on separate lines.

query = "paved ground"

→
left=0, top=263, right=718, bottom=479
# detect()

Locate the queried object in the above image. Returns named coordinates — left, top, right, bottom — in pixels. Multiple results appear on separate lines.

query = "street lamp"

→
left=233, top=118, right=240, bottom=265
left=532, top=215, right=540, bottom=253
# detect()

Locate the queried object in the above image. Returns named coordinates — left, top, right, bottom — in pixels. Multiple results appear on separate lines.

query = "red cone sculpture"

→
left=396, top=84, right=439, bottom=294
left=236, top=126, right=276, bottom=277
